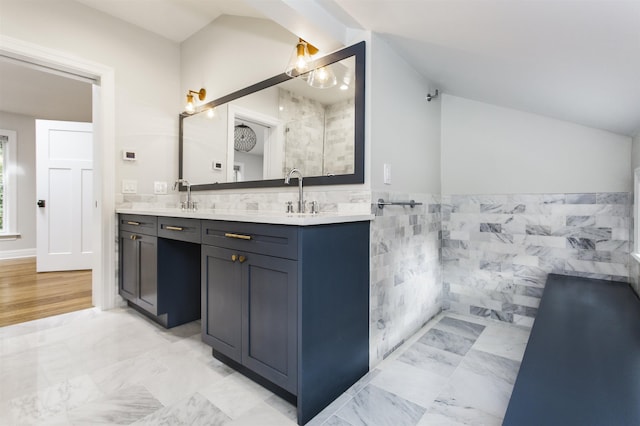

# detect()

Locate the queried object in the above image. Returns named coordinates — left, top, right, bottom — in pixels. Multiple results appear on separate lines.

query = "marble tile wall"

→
left=369, top=192, right=442, bottom=367
left=116, top=188, right=372, bottom=215
left=629, top=207, right=640, bottom=297
left=442, top=193, right=632, bottom=327
left=324, top=98, right=355, bottom=176
left=278, top=88, right=355, bottom=177
left=279, top=88, right=325, bottom=176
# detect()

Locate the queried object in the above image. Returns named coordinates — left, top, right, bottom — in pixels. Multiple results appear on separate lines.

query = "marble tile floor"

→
left=0, top=307, right=531, bottom=425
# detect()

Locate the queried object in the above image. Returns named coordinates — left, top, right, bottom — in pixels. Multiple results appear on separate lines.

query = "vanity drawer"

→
left=119, top=214, right=157, bottom=235
left=201, top=220, right=298, bottom=260
left=158, top=217, right=202, bottom=244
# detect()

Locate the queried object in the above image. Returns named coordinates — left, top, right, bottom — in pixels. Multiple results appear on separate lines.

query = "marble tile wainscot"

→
left=369, top=192, right=442, bottom=366
left=441, top=193, right=631, bottom=327
left=117, top=189, right=372, bottom=216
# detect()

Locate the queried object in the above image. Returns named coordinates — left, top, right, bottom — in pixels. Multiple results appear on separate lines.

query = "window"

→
left=0, top=129, right=17, bottom=236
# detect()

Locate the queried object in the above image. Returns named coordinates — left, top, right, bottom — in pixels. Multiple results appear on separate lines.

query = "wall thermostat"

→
left=122, top=150, right=137, bottom=161
left=213, top=161, right=223, bottom=171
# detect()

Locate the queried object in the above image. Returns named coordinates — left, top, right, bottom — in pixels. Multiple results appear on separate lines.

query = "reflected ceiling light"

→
left=207, top=107, right=215, bottom=118
left=234, top=124, right=257, bottom=152
left=285, top=38, right=319, bottom=77
left=307, top=66, right=337, bottom=89
left=339, top=83, right=349, bottom=91
left=185, top=88, right=206, bottom=113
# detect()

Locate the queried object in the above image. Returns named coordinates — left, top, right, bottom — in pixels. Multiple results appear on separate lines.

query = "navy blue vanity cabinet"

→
left=201, top=220, right=370, bottom=425
left=119, top=215, right=158, bottom=313
left=118, top=214, right=201, bottom=328
left=201, top=245, right=243, bottom=362
left=202, top=222, right=298, bottom=394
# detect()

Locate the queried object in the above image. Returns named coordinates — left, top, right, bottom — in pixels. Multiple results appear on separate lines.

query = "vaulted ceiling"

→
left=3, top=0, right=639, bottom=137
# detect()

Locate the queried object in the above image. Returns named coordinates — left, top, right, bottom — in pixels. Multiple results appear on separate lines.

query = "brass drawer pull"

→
left=127, top=221, right=140, bottom=226
left=224, top=232, right=252, bottom=240
left=165, top=225, right=184, bottom=231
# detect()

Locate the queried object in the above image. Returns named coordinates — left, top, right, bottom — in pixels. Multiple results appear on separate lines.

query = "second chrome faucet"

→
left=284, top=168, right=305, bottom=213
left=173, top=178, right=197, bottom=211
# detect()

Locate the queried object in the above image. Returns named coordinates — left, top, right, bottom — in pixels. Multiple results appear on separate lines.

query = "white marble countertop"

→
left=115, top=207, right=374, bottom=226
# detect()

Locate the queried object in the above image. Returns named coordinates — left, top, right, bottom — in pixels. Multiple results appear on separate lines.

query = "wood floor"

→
left=0, top=257, right=92, bottom=327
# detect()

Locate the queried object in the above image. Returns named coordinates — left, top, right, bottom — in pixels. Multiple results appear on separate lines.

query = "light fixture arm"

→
left=426, top=89, right=439, bottom=102
left=185, top=88, right=206, bottom=114
left=300, top=38, right=319, bottom=55
left=188, top=88, right=206, bottom=101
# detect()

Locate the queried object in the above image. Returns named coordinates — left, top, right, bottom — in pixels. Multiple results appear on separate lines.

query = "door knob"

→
left=231, top=254, right=238, bottom=262
left=238, top=255, right=247, bottom=263
left=37, top=200, right=46, bottom=208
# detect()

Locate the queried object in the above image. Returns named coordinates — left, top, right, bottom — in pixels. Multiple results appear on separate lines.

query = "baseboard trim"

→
left=0, top=249, right=36, bottom=260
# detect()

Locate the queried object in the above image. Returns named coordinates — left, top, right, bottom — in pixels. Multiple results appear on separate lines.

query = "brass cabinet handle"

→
left=165, top=225, right=184, bottom=231
left=238, top=255, right=247, bottom=263
left=127, top=221, right=140, bottom=226
left=231, top=254, right=238, bottom=262
left=224, top=232, right=252, bottom=240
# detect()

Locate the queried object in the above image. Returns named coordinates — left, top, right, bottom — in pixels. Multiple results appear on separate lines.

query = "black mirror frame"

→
left=178, top=41, right=365, bottom=191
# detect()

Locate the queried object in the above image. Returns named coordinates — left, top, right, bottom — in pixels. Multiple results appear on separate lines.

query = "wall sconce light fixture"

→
left=185, top=88, right=206, bottom=113
left=285, top=38, right=319, bottom=77
left=308, top=66, right=337, bottom=89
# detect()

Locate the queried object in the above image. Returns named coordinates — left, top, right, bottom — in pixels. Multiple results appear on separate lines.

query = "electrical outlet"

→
left=383, top=163, right=391, bottom=185
left=122, top=179, right=137, bottom=194
left=154, top=181, right=168, bottom=194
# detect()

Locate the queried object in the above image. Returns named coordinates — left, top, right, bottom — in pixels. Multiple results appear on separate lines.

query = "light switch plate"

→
left=154, top=181, right=168, bottom=194
left=122, top=179, right=137, bottom=194
left=383, top=163, right=392, bottom=185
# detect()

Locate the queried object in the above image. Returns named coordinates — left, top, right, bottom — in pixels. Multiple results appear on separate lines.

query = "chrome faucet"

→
left=284, top=168, right=305, bottom=213
left=173, top=179, right=196, bottom=210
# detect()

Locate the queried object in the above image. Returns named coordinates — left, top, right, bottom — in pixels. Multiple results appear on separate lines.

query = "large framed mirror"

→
left=179, top=41, right=365, bottom=191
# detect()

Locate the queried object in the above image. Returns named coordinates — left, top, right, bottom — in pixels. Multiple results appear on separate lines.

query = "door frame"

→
left=227, top=104, right=284, bottom=181
left=0, top=35, right=116, bottom=310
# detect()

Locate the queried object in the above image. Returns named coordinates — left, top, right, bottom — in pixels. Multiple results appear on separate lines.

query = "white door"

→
left=36, top=120, right=93, bottom=272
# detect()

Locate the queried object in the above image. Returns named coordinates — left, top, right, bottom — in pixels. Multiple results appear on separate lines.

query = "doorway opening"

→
left=0, top=35, right=117, bottom=323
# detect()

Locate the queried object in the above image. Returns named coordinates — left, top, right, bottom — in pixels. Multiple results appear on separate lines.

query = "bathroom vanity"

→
left=116, top=209, right=372, bottom=425
left=118, top=214, right=201, bottom=328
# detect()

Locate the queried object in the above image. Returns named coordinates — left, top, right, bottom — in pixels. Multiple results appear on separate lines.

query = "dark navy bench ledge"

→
left=503, top=274, right=640, bottom=426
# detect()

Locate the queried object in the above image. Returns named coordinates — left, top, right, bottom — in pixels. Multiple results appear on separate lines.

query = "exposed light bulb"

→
left=185, top=94, right=195, bottom=113
left=316, top=67, right=328, bottom=81
left=307, top=65, right=337, bottom=89
left=286, top=40, right=313, bottom=77
left=207, top=108, right=215, bottom=118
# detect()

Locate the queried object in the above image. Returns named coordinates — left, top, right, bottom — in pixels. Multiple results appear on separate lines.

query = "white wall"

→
left=181, top=15, right=295, bottom=104
left=369, top=34, right=441, bottom=194
left=441, top=94, right=632, bottom=195
left=632, top=133, right=640, bottom=171
left=0, top=0, right=181, bottom=196
left=0, top=112, right=36, bottom=256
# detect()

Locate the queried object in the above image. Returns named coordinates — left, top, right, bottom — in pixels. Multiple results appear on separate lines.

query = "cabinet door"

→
left=202, top=245, right=242, bottom=362
left=119, top=231, right=138, bottom=301
left=242, top=253, right=298, bottom=394
left=136, top=234, right=158, bottom=315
